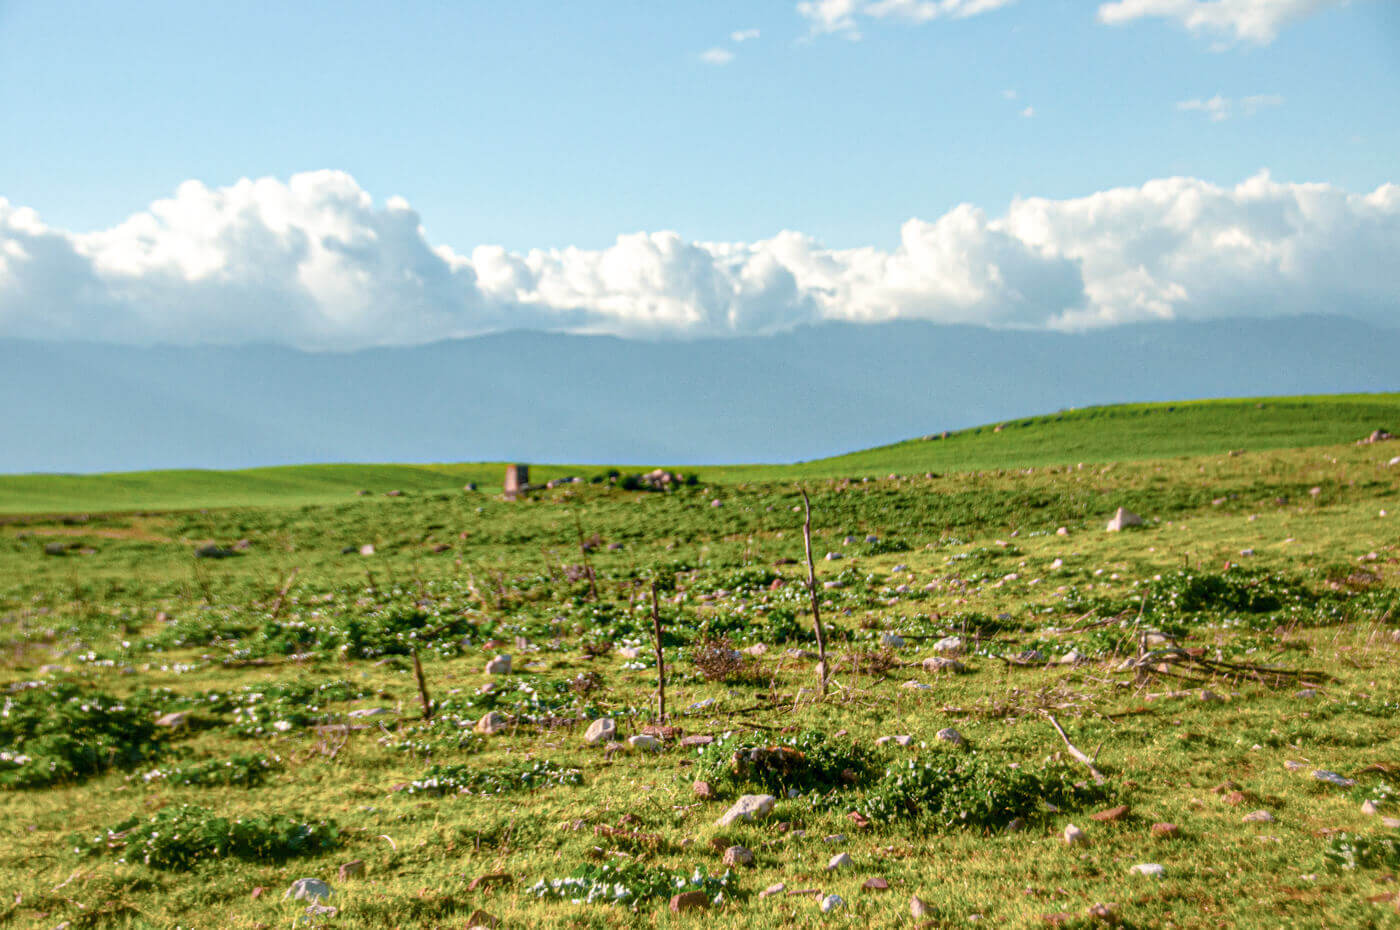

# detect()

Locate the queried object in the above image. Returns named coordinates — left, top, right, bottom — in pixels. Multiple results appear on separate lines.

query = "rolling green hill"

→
left=1, top=392, right=1396, bottom=514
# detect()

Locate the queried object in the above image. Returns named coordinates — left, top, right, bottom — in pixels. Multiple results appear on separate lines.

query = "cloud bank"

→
left=1097, top=0, right=1350, bottom=45
left=1, top=170, right=1396, bottom=350
left=797, top=0, right=1018, bottom=37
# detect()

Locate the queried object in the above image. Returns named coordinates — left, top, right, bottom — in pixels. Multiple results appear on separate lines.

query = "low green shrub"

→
left=401, top=759, right=582, bottom=796
left=693, top=729, right=876, bottom=797
left=855, top=751, right=1106, bottom=830
left=137, top=753, right=280, bottom=787
left=1323, top=833, right=1400, bottom=871
left=0, top=684, right=164, bottom=789
left=74, top=805, right=338, bottom=869
left=526, top=862, right=733, bottom=907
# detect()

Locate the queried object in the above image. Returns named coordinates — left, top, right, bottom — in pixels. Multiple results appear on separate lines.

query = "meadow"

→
left=1, top=395, right=1398, bottom=929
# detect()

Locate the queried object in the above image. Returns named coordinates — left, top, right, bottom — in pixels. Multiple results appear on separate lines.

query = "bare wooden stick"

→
left=1043, top=712, right=1106, bottom=785
left=268, top=568, right=300, bottom=623
left=799, top=487, right=829, bottom=697
left=411, top=647, right=434, bottom=720
left=650, top=580, right=666, bottom=722
left=573, top=509, right=599, bottom=602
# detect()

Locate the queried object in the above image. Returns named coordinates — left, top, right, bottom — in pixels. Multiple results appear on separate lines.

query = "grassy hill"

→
left=1, top=392, right=1396, bottom=514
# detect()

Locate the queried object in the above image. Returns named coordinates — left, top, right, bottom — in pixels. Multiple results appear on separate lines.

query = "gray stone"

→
left=1243, top=810, right=1274, bottom=823
left=936, top=727, right=965, bottom=747
left=627, top=734, right=662, bottom=751
left=285, top=878, right=332, bottom=902
left=484, top=654, right=511, bottom=675
left=921, top=656, right=965, bottom=673
left=154, top=711, right=188, bottom=728
left=716, top=794, right=777, bottom=826
left=932, top=636, right=964, bottom=656
left=583, top=718, right=616, bottom=744
left=1063, top=824, right=1087, bottom=845
left=827, top=852, right=852, bottom=870
left=722, top=845, right=754, bottom=867
left=820, top=894, right=845, bottom=912
left=1313, top=769, right=1356, bottom=787
left=880, top=632, right=905, bottom=648
left=1129, top=863, right=1165, bottom=877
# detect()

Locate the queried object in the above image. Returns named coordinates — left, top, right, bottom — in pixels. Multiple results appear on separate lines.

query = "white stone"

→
left=359, top=544, right=375, bottom=556
left=722, top=845, right=754, bottom=867
left=617, top=646, right=642, bottom=659
left=583, top=718, right=615, bottom=744
left=933, top=636, right=964, bottom=656
left=627, top=734, right=662, bottom=751
left=154, top=711, right=188, bottom=727
left=1106, top=508, right=1144, bottom=532
left=1129, top=863, right=1165, bottom=877
left=922, top=656, right=964, bottom=673
left=716, top=794, right=777, bottom=826
left=1363, top=800, right=1381, bottom=815
left=820, top=894, right=845, bottom=913
left=901, top=680, right=933, bottom=691
left=827, top=852, right=852, bottom=870
left=1056, top=527, right=1069, bottom=536
left=880, top=632, right=905, bottom=648
left=1243, top=810, right=1274, bottom=823
left=474, top=711, right=510, bottom=734
left=484, top=654, right=511, bottom=675
left=1063, top=824, right=1087, bottom=845
left=285, top=878, right=332, bottom=902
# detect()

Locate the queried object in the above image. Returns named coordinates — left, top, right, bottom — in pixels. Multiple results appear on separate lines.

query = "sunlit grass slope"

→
left=1, top=392, right=1395, bottom=514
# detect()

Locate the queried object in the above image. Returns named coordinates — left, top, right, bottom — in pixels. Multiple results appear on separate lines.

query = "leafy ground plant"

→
left=527, top=861, right=734, bottom=908
left=74, top=805, right=338, bottom=868
left=0, top=683, right=164, bottom=788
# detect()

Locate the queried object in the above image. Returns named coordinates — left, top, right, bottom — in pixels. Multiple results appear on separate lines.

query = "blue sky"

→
left=0, top=0, right=1396, bottom=349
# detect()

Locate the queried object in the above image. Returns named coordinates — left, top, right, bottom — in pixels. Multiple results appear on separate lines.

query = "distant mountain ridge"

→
left=3, top=315, right=1397, bottom=473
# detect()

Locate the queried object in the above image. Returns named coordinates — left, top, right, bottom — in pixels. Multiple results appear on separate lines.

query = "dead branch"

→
left=799, top=487, right=829, bottom=697
left=411, top=647, right=434, bottom=720
left=1043, top=711, right=1107, bottom=785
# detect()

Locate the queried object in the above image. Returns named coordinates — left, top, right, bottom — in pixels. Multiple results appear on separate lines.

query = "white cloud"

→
left=1020, top=105, right=1035, bottom=118
left=730, top=28, right=761, bottom=41
left=798, top=0, right=1016, bottom=36
left=1, top=170, right=1397, bottom=350
left=1177, top=93, right=1283, bottom=120
left=1097, top=0, right=1350, bottom=45
left=699, top=47, right=735, bottom=65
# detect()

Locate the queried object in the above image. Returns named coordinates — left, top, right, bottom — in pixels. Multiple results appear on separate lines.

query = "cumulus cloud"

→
left=1178, top=93, right=1282, bottom=120
left=699, top=47, right=734, bottom=65
left=1097, top=0, right=1350, bottom=45
left=797, top=0, right=1017, bottom=37
left=1, top=170, right=1397, bottom=350
left=730, top=28, right=761, bottom=41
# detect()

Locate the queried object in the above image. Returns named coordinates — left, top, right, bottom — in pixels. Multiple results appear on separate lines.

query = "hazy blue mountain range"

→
left=3, top=315, right=1397, bottom=474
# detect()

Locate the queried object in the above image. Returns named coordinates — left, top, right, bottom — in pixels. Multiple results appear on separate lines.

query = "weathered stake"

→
left=411, top=647, right=434, bottom=720
left=650, top=580, right=667, bottom=721
left=799, top=487, right=829, bottom=696
left=268, top=568, right=300, bottom=623
left=573, top=509, right=600, bottom=602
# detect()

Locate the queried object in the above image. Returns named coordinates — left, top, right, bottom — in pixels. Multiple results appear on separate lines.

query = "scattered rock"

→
left=154, top=711, right=189, bottom=728
left=932, top=636, right=965, bottom=656
left=285, top=878, right=332, bottom=902
left=722, top=845, right=754, bottom=867
left=1090, top=805, right=1130, bottom=823
left=627, top=734, right=662, bottom=752
left=935, top=727, right=965, bottom=747
left=820, top=894, right=845, bottom=913
left=1362, top=800, right=1381, bottom=816
left=1056, top=527, right=1069, bottom=536
left=680, top=734, right=715, bottom=747
left=716, top=794, right=777, bottom=827
left=474, top=711, right=510, bottom=735
left=1223, top=790, right=1247, bottom=805
left=693, top=780, right=716, bottom=800
left=466, top=872, right=511, bottom=892
left=760, top=883, right=786, bottom=898
left=305, top=904, right=339, bottom=918
left=880, top=632, right=905, bottom=648
left=464, top=909, right=499, bottom=929
left=1129, top=863, right=1165, bottom=878
left=337, top=860, right=364, bottom=881
left=828, top=852, right=852, bottom=870
left=670, top=890, right=710, bottom=913
left=1105, top=508, right=1144, bottom=532
left=1243, top=810, right=1275, bottom=823
left=1063, top=824, right=1087, bottom=846
left=1313, top=770, right=1356, bottom=787
left=911, top=895, right=931, bottom=918
left=1151, top=822, right=1180, bottom=839
left=1085, top=902, right=1119, bottom=922
left=484, top=654, right=511, bottom=675
left=1296, top=688, right=1318, bottom=699
left=863, top=877, right=889, bottom=891
left=921, top=656, right=965, bottom=673
left=359, top=544, right=376, bottom=556
left=902, top=680, right=933, bottom=691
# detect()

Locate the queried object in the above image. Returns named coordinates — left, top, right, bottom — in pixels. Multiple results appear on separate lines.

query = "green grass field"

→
left=1, top=393, right=1399, bottom=929
left=2, top=392, right=1397, bottom=514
